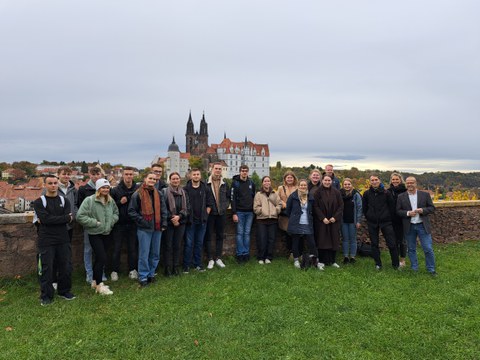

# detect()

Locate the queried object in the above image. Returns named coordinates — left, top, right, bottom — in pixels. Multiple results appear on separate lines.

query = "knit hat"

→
left=95, top=178, right=110, bottom=190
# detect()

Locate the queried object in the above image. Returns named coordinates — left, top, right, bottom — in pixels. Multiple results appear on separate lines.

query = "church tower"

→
left=185, top=111, right=209, bottom=156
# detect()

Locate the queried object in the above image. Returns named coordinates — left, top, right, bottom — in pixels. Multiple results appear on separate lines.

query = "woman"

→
left=128, top=172, right=167, bottom=287
left=340, top=178, right=363, bottom=264
left=285, top=179, right=320, bottom=269
left=254, top=176, right=282, bottom=264
left=308, top=169, right=322, bottom=195
left=313, top=175, right=344, bottom=268
left=163, top=172, right=190, bottom=276
left=388, top=172, right=407, bottom=267
left=277, top=170, right=298, bottom=258
left=77, top=178, right=119, bottom=295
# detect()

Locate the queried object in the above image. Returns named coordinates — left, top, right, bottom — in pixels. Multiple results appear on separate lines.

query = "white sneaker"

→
left=258, top=260, right=264, bottom=265
left=332, top=263, right=340, bottom=268
left=90, top=280, right=97, bottom=289
left=317, top=262, right=325, bottom=271
left=102, top=273, right=108, bottom=282
left=52, top=282, right=58, bottom=291
left=294, top=260, right=301, bottom=269
left=110, top=271, right=119, bottom=282
left=129, top=270, right=139, bottom=279
left=207, top=260, right=215, bottom=269
left=265, top=259, right=271, bottom=264
left=215, top=259, right=226, bottom=268
left=96, top=283, right=113, bottom=295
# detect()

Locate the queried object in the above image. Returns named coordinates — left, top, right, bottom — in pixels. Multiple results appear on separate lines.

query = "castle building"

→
left=152, top=112, right=270, bottom=180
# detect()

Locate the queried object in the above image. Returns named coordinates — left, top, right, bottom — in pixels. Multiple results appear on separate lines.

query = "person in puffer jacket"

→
left=253, top=176, right=282, bottom=264
left=77, top=179, right=119, bottom=295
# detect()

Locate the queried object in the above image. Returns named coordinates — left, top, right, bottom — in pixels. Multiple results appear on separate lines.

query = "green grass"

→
left=1, top=241, right=480, bottom=360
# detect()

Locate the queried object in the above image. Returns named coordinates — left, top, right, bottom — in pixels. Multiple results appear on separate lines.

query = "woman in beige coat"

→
left=254, top=176, right=282, bottom=264
left=277, top=170, right=298, bottom=258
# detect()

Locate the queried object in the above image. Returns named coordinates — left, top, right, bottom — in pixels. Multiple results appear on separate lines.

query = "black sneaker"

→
left=40, top=298, right=53, bottom=306
left=349, top=258, right=356, bottom=264
left=195, top=266, right=206, bottom=272
left=343, top=257, right=350, bottom=264
left=58, top=292, right=76, bottom=300
left=183, top=267, right=190, bottom=274
left=139, top=280, right=149, bottom=287
left=147, top=276, right=156, bottom=284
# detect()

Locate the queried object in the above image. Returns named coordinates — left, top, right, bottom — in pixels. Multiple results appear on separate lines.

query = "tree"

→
left=81, top=161, right=88, bottom=173
left=189, top=156, right=203, bottom=171
left=276, top=161, right=282, bottom=169
left=11, top=161, right=36, bottom=176
left=250, top=171, right=261, bottom=190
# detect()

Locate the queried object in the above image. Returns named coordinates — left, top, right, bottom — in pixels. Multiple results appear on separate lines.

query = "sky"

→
left=1, top=0, right=479, bottom=173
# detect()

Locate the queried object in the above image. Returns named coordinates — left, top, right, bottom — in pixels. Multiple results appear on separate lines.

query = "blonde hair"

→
left=390, top=172, right=404, bottom=184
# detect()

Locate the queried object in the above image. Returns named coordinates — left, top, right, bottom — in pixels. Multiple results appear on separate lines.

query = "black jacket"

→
left=33, top=195, right=72, bottom=247
left=183, top=180, right=214, bottom=224
left=110, top=180, right=139, bottom=225
left=128, top=189, right=168, bottom=231
left=230, top=175, right=255, bottom=214
left=362, top=185, right=395, bottom=225
left=77, top=181, right=96, bottom=207
left=206, top=175, right=230, bottom=216
left=388, top=183, right=407, bottom=224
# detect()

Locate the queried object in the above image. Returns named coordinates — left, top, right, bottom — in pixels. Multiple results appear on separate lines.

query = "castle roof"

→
left=212, top=138, right=270, bottom=156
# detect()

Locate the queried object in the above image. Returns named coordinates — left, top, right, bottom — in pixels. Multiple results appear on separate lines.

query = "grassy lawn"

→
left=1, top=241, right=479, bottom=360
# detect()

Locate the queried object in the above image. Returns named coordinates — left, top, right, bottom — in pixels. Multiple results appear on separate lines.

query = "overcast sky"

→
left=1, top=0, right=479, bottom=173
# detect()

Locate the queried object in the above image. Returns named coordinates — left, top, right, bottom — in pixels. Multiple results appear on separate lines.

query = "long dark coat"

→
left=313, top=186, right=344, bottom=250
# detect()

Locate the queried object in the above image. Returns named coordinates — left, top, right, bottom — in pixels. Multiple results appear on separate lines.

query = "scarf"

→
left=298, top=188, right=308, bottom=205
left=139, top=183, right=161, bottom=230
left=166, top=185, right=187, bottom=216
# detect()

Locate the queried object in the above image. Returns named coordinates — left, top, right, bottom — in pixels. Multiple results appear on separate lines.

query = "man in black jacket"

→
left=183, top=168, right=214, bottom=272
left=231, top=164, right=256, bottom=263
left=34, top=175, right=74, bottom=305
left=362, top=174, right=399, bottom=270
left=110, top=166, right=139, bottom=281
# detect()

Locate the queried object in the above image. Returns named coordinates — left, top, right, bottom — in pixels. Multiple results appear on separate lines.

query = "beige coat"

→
left=254, top=191, right=282, bottom=220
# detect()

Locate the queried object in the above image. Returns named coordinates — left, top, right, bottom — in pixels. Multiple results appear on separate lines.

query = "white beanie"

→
left=95, top=178, right=111, bottom=190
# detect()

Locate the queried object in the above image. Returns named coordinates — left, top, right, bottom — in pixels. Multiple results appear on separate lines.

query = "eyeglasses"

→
left=153, top=171, right=162, bottom=174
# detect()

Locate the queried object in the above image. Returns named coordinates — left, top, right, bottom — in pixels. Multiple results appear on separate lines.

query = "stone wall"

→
left=1, top=201, right=479, bottom=277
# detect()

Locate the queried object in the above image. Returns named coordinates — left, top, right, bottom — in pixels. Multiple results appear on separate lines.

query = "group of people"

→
left=33, top=163, right=437, bottom=306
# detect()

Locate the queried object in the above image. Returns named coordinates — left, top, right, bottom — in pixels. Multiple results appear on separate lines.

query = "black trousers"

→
left=205, top=214, right=226, bottom=260
left=52, top=228, right=73, bottom=283
left=291, top=233, right=318, bottom=258
left=38, top=242, right=72, bottom=301
left=256, top=222, right=277, bottom=261
left=89, top=234, right=110, bottom=284
left=367, top=222, right=399, bottom=268
left=318, top=249, right=337, bottom=265
left=392, top=222, right=407, bottom=258
left=111, top=224, right=138, bottom=273
left=164, top=224, right=186, bottom=268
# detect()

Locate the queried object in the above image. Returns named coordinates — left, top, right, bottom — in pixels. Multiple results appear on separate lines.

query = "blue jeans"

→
left=341, top=223, right=357, bottom=258
left=405, top=223, right=436, bottom=273
left=137, top=229, right=162, bottom=282
left=184, top=223, right=207, bottom=268
left=83, top=231, right=93, bottom=282
left=235, top=211, right=254, bottom=256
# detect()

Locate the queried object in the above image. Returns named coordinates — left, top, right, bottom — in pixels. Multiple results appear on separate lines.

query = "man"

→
left=33, top=175, right=74, bottom=305
left=152, top=163, right=167, bottom=191
left=110, top=166, right=139, bottom=281
left=41, top=166, right=77, bottom=290
left=231, top=164, right=256, bottom=263
left=205, top=162, right=230, bottom=269
left=324, top=164, right=340, bottom=190
left=183, top=168, right=214, bottom=272
left=362, top=174, right=399, bottom=270
left=396, top=176, right=437, bottom=275
left=77, top=167, right=103, bottom=284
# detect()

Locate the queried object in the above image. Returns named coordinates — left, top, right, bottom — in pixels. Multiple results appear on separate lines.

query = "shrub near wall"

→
left=1, top=201, right=479, bottom=277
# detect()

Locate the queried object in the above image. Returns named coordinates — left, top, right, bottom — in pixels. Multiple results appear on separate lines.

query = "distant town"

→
left=1, top=112, right=479, bottom=213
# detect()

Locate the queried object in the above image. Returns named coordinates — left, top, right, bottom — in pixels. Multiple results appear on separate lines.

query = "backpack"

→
left=32, top=195, right=65, bottom=224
